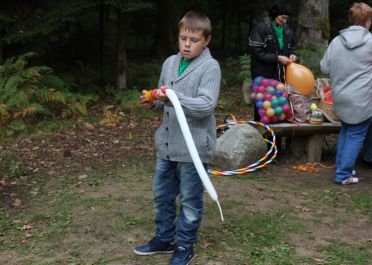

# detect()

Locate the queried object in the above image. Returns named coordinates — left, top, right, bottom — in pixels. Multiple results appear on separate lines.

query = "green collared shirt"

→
left=178, top=58, right=192, bottom=76
left=273, top=24, right=284, bottom=51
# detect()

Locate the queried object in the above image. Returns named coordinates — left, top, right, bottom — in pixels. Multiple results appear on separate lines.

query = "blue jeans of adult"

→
left=335, top=117, right=371, bottom=183
left=153, top=158, right=205, bottom=245
left=362, top=120, right=372, bottom=163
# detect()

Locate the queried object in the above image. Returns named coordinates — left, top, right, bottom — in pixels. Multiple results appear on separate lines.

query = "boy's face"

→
left=178, top=26, right=211, bottom=60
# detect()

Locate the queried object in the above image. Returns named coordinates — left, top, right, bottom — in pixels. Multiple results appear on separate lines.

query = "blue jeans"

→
left=363, top=120, right=372, bottom=162
left=153, top=158, right=205, bottom=244
left=335, top=118, right=371, bottom=182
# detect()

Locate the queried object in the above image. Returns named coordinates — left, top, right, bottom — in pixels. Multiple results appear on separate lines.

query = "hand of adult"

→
left=278, top=55, right=291, bottom=65
left=289, top=54, right=297, bottom=62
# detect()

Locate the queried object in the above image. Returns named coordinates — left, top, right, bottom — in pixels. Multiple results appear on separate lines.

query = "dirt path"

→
left=1, top=118, right=371, bottom=264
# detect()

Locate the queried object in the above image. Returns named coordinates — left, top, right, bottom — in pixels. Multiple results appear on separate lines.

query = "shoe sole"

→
left=133, top=249, right=174, bottom=256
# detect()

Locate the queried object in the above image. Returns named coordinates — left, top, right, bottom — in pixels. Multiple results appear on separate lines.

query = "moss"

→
left=320, top=18, right=330, bottom=40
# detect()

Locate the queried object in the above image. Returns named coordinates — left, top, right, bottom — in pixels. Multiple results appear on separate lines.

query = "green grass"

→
left=321, top=241, right=372, bottom=265
left=314, top=190, right=372, bottom=214
left=200, top=209, right=308, bottom=264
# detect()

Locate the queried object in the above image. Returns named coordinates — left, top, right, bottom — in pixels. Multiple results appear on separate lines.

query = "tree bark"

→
left=154, top=0, right=176, bottom=56
left=296, top=0, right=329, bottom=48
left=116, top=9, right=128, bottom=91
left=0, top=44, right=3, bottom=64
left=99, top=0, right=105, bottom=87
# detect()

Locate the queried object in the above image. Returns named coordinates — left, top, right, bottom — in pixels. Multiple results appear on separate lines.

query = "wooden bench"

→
left=260, top=122, right=341, bottom=162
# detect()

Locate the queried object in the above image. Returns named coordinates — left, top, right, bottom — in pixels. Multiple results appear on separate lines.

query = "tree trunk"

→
left=99, top=0, right=105, bottom=87
left=236, top=1, right=241, bottom=55
left=296, top=0, right=329, bottom=48
left=0, top=44, right=3, bottom=64
left=154, top=0, right=176, bottom=56
left=116, top=9, right=128, bottom=91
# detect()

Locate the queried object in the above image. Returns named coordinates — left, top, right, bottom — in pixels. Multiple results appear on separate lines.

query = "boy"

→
left=134, top=11, right=221, bottom=265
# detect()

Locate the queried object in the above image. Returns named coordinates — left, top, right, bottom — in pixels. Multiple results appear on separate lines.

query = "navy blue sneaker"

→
left=133, top=237, right=175, bottom=255
left=168, top=244, right=194, bottom=265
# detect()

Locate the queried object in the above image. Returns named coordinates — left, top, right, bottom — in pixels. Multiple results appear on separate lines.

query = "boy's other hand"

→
left=140, top=90, right=156, bottom=108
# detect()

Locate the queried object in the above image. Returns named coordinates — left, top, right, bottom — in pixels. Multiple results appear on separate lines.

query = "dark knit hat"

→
left=269, top=2, right=291, bottom=20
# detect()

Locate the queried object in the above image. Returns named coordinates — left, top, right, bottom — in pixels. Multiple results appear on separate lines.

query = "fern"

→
left=239, top=54, right=251, bottom=84
left=0, top=52, right=88, bottom=131
left=35, top=88, right=66, bottom=104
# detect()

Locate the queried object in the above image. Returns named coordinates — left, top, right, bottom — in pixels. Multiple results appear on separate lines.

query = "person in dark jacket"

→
left=249, top=1, right=297, bottom=82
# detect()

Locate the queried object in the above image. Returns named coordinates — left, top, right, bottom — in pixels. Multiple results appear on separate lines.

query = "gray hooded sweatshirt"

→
left=320, top=25, right=372, bottom=124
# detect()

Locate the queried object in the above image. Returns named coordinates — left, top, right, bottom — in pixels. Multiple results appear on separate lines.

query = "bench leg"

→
left=306, top=135, right=323, bottom=162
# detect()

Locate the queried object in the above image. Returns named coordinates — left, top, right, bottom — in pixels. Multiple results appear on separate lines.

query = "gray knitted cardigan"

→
left=152, top=47, right=221, bottom=163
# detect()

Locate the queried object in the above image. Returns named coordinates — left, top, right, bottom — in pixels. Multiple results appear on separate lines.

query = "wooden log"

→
left=306, top=134, right=323, bottom=162
left=264, top=122, right=341, bottom=137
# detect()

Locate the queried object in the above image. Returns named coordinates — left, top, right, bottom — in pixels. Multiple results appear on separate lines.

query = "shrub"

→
left=0, top=52, right=90, bottom=134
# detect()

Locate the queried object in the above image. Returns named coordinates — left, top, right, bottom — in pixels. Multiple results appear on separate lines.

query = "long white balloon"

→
left=165, top=89, right=224, bottom=221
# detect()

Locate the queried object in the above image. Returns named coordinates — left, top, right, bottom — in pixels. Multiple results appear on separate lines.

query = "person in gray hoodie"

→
left=320, top=2, right=372, bottom=185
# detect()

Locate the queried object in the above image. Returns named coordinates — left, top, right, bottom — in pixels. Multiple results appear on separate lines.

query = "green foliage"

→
left=220, top=57, right=242, bottom=88
left=239, top=54, right=251, bottom=84
left=295, top=43, right=327, bottom=77
left=0, top=53, right=89, bottom=134
left=127, top=60, right=161, bottom=90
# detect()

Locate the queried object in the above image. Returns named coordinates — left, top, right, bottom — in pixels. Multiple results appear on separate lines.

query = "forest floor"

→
left=1, top=99, right=372, bottom=265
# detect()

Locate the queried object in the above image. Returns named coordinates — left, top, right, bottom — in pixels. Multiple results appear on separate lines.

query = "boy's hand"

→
left=156, top=85, right=170, bottom=101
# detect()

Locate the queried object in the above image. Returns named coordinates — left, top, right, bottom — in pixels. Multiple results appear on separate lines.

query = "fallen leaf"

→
left=11, top=199, right=22, bottom=208
left=83, top=122, right=95, bottom=130
left=21, top=224, right=33, bottom=231
left=200, top=241, right=211, bottom=249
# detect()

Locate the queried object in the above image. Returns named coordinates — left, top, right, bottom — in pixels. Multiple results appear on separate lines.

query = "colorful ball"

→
left=263, top=93, right=273, bottom=101
left=256, top=93, right=264, bottom=100
left=285, top=111, right=293, bottom=118
left=266, top=108, right=275, bottom=117
left=258, top=108, right=266, bottom=116
left=278, top=96, right=288, bottom=105
left=275, top=89, right=283, bottom=97
left=251, top=92, right=257, bottom=100
left=252, top=84, right=258, bottom=93
left=269, top=80, right=279, bottom=87
left=263, top=100, right=271, bottom=109
left=271, top=98, right=280, bottom=108
left=276, top=83, right=285, bottom=90
left=267, top=86, right=275, bottom=94
left=261, top=115, right=271, bottom=124
left=256, top=100, right=263, bottom=109
left=275, top=106, right=283, bottom=115
left=279, top=113, right=286, bottom=120
left=261, top=78, right=270, bottom=86
left=257, top=85, right=266, bottom=94
left=270, top=115, right=279, bottom=123
left=254, top=76, right=263, bottom=85
left=282, top=103, right=291, bottom=113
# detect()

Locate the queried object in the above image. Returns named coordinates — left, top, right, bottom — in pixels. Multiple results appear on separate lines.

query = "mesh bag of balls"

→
left=251, top=76, right=293, bottom=124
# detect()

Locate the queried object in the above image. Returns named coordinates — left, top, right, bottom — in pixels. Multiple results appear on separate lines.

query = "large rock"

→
left=210, top=124, right=267, bottom=169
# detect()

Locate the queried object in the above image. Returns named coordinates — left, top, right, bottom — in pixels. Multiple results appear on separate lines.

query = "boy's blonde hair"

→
left=178, top=11, right=212, bottom=38
left=348, top=2, right=372, bottom=26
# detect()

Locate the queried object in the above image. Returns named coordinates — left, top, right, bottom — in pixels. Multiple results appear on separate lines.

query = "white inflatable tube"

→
left=165, top=89, right=224, bottom=221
